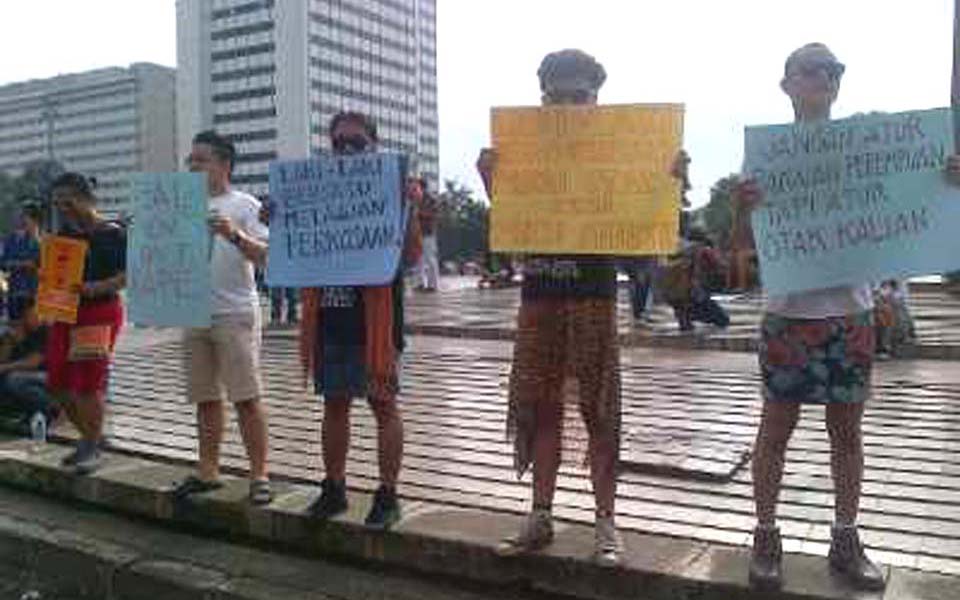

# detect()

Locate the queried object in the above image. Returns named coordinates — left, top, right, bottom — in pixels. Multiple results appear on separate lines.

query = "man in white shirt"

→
left=175, top=130, right=272, bottom=505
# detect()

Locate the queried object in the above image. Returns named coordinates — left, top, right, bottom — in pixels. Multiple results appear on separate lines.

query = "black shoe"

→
left=749, top=525, right=783, bottom=589
left=828, top=525, right=886, bottom=591
left=365, top=485, right=401, bottom=531
left=73, top=440, right=102, bottom=476
left=308, top=478, right=348, bottom=519
left=60, top=447, right=81, bottom=468
left=172, top=475, right=223, bottom=501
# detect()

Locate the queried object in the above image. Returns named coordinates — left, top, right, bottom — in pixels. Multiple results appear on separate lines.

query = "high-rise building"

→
left=176, top=0, right=439, bottom=197
left=0, top=63, right=177, bottom=218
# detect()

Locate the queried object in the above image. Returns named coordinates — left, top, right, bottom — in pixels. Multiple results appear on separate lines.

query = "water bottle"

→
left=29, top=412, right=46, bottom=451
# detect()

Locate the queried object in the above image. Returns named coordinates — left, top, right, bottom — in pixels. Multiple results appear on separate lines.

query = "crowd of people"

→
left=0, top=41, right=954, bottom=593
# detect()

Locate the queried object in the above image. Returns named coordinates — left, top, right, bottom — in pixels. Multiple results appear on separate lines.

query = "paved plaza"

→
left=106, top=293, right=960, bottom=579
left=402, top=279, right=960, bottom=356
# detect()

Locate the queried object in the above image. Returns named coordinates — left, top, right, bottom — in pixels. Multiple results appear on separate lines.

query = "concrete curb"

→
left=0, top=440, right=954, bottom=599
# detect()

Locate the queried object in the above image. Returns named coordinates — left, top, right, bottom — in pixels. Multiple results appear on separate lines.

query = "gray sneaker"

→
left=828, top=525, right=886, bottom=591
left=497, top=509, right=553, bottom=556
left=594, top=515, right=622, bottom=567
left=749, top=525, right=783, bottom=589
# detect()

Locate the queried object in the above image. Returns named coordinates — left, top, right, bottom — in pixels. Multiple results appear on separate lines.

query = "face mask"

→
left=332, top=134, right=371, bottom=154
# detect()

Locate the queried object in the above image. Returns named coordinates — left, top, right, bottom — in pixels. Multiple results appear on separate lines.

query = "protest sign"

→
left=37, top=236, right=87, bottom=324
left=266, top=152, right=407, bottom=287
left=745, top=107, right=960, bottom=295
left=490, top=103, right=684, bottom=255
left=127, top=172, right=211, bottom=327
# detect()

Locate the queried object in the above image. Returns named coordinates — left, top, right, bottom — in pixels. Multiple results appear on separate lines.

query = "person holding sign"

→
left=45, top=173, right=126, bottom=475
left=736, top=43, right=960, bottom=591
left=299, top=111, right=422, bottom=531
left=176, top=131, right=273, bottom=506
left=477, top=49, right=688, bottom=566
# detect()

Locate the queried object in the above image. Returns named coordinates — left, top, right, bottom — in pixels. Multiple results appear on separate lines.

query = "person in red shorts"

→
left=46, top=173, right=126, bottom=475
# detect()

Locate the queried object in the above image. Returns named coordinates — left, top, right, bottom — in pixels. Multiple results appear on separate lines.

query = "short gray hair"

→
left=784, top=43, right=844, bottom=79
left=537, top=49, right=607, bottom=95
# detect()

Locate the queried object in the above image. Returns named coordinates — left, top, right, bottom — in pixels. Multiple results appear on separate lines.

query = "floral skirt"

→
left=507, top=296, right=620, bottom=477
left=759, top=311, right=875, bottom=404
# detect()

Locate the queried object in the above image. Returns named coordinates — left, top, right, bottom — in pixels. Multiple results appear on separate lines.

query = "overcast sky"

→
left=0, top=0, right=953, bottom=206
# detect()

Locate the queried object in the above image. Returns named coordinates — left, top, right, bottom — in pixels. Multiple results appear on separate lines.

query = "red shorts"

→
left=47, top=297, right=124, bottom=396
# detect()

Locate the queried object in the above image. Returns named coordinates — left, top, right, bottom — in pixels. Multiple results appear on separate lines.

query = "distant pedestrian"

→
left=1, top=205, right=42, bottom=322
left=416, top=178, right=440, bottom=292
left=257, top=196, right=298, bottom=325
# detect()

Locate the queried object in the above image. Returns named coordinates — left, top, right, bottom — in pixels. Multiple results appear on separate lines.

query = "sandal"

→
left=172, top=475, right=223, bottom=500
left=249, top=479, right=273, bottom=506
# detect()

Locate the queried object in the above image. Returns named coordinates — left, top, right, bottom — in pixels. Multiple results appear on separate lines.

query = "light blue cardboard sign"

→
left=744, top=107, right=960, bottom=296
left=266, top=153, right=407, bottom=287
left=127, top=172, right=211, bottom=327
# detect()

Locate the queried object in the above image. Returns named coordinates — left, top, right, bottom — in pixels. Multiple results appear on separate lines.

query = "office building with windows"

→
left=0, top=63, right=177, bottom=218
left=176, top=0, right=439, bottom=196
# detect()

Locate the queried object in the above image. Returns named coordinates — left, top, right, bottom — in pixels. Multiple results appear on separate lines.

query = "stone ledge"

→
left=0, top=438, right=954, bottom=600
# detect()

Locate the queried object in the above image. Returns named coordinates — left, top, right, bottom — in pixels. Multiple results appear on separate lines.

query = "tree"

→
left=0, top=160, right=65, bottom=233
left=435, top=179, right=488, bottom=264
left=694, top=174, right=740, bottom=249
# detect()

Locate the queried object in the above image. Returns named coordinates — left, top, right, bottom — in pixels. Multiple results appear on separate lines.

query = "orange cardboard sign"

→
left=37, top=236, right=88, bottom=324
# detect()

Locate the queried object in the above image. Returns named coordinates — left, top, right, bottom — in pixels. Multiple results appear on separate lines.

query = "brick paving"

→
left=106, top=328, right=960, bottom=578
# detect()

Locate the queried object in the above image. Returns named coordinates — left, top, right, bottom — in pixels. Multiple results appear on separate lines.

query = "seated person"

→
left=0, top=299, right=55, bottom=433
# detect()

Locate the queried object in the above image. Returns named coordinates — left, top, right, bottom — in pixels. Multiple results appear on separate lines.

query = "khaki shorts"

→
left=184, top=313, right=263, bottom=404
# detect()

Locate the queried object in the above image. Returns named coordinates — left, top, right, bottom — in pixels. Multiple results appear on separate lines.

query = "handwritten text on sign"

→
left=490, top=104, right=684, bottom=255
left=127, top=173, right=211, bottom=327
left=37, top=236, right=87, bottom=324
left=266, top=153, right=406, bottom=287
left=745, top=108, right=960, bottom=295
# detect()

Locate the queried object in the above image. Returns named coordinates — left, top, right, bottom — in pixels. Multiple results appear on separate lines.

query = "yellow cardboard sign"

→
left=490, top=103, right=683, bottom=255
left=37, top=236, right=88, bottom=324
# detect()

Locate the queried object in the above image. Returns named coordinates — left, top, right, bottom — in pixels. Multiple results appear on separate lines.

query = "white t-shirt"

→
left=209, top=189, right=268, bottom=315
left=766, top=285, right=874, bottom=319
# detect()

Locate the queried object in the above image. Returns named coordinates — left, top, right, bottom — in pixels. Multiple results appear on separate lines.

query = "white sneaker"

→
left=594, top=515, right=622, bottom=567
left=497, top=509, right=553, bottom=556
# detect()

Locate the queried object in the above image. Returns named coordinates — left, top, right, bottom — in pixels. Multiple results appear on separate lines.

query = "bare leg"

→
left=751, top=401, right=802, bottom=525
left=72, top=392, right=105, bottom=442
left=322, top=395, right=351, bottom=481
left=235, top=398, right=270, bottom=480
left=826, top=402, right=865, bottom=524
left=196, top=401, right=225, bottom=481
left=587, top=422, right=617, bottom=516
left=532, top=396, right=563, bottom=509
left=367, top=393, right=403, bottom=488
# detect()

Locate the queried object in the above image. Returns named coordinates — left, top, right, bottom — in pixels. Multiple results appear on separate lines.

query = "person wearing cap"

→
left=476, top=49, right=688, bottom=566
left=736, top=43, right=960, bottom=591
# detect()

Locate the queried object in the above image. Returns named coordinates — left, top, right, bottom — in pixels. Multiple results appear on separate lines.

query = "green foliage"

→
left=435, top=179, right=489, bottom=264
left=0, top=160, right=64, bottom=233
left=694, top=174, right=739, bottom=249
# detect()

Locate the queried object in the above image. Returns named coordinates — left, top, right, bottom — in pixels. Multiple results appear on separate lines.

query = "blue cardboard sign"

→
left=266, top=153, right=407, bottom=287
left=127, top=172, right=211, bottom=327
left=745, top=108, right=960, bottom=295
